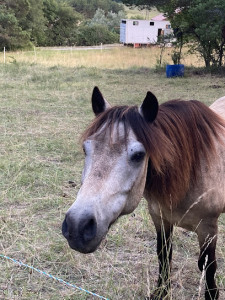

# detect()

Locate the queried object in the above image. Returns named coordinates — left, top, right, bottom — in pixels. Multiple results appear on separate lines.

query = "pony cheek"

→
left=121, top=191, right=144, bottom=215
left=121, top=163, right=149, bottom=215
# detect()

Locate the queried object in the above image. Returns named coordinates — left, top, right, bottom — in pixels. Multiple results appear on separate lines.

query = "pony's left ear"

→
left=92, top=86, right=111, bottom=116
left=139, top=91, right=158, bottom=123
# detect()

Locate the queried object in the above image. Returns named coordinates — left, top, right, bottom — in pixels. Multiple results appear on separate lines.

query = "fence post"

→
left=4, top=47, right=6, bottom=64
left=34, top=46, right=37, bottom=60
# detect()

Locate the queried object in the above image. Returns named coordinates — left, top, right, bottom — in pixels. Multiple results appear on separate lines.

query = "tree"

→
left=121, top=0, right=167, bottom=9
left=69, top=0, right=124, bottom=19
left=76, top=24, right=118, bottom=45
left=189, top=0, right=225, bottom=67
left=24, top=0, right=47, bottom=45
left=0, top=0, right=126, bottom=49
left=122, top=0, right=225, bottom=67
left=0, top=4, right=31, bottom=50
left=2, top=0, right=47, bottom=46
left=43, top=0, right=82, bottom=46
left=0, top=0, right=83, bottom=48
left=164, top=0, right=225, bottom=67
left=89, top=8, right=126, bottom=33
left=3, top=0, right=31, bottom=27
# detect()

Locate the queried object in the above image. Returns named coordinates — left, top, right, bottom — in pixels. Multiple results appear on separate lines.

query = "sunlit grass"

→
left=2, top=45, right=205, bottom=69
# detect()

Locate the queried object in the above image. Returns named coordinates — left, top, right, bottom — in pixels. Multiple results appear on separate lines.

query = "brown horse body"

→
left=146, top=96, right=225, bottom=300
left=62, top=88, right=225, bottom=300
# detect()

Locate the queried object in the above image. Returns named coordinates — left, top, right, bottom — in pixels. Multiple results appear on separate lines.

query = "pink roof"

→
left=151, top=13, right=167, bottom=21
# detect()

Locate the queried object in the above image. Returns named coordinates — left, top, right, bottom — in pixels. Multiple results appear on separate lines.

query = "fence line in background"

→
left=1, top=44, right=124, bottom=64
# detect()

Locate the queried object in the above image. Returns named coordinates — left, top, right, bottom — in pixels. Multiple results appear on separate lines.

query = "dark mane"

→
left=81, top=100, right=225, bottom=206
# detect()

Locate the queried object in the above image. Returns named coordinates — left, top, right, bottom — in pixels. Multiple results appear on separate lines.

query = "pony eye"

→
left=130, top=151, right=145, bottom=163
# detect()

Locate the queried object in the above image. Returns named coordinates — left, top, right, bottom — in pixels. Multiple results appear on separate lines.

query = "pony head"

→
left=62, top=87, right=158, bottom=253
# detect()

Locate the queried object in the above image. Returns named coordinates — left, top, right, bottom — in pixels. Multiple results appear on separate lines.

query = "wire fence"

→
left=0, top=254, right=109, bottom=300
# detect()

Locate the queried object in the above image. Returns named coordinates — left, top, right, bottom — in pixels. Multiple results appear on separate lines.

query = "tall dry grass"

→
left=2, top=45, right=205, bottom=69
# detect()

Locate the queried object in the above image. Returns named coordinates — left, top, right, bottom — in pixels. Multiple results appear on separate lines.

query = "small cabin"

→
left=120, top=13, right=172, bottom=46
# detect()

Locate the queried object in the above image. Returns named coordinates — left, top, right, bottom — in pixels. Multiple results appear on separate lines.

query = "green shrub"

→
left=76, top=24, right=119, bottom=46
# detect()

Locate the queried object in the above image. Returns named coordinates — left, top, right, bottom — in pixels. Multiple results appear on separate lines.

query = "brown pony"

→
left=62, top=87, right=225, bottom=299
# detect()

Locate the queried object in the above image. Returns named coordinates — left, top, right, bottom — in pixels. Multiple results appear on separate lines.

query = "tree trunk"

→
left=218, top=43, right=225, bottom=67
left=204, top=56, right=211, bottom=68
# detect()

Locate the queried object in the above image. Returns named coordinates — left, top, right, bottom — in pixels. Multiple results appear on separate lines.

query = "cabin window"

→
left=166, top=24, right=171, bottom=29
left=150, top=22, right=154, bottom=26
left=122, top=20, right=126, bottom=24
left=133, top=21, right=139, bottom=26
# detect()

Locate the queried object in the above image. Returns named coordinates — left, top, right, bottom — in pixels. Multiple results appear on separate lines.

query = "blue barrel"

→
left=166, top=64, right=184, bottom=78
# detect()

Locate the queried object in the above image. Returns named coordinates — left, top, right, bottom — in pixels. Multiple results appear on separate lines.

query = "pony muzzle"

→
left=62, top=212, right=102, bottom=254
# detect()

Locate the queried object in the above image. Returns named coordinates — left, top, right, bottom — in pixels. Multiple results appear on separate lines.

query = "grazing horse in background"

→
left=62, top=87, right=225, bottom=300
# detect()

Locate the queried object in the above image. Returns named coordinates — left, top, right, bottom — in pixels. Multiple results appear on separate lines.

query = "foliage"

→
left=1, top=0, right=47, bottom=46
left=189, top=0, right=225, bottom=67
left=155, top=34, right=173, bottom=66
left=0, top=0, right=122, bottom=49
left=121, top=0, right=167, bottom=10
left=43, top=0, right=82, bottom=46
left=69, top=0, right=124, bottom=18
left=0, top=4, right=32, bottom=50
left=164, top=0, right=225, bottom=67
left=0, top=0, right=80, bottom=48
left=76, top=24, right=119, bottom=46
left=25, top=0, right=47, bottom=45
left=89, top=8, right=126, bottom=33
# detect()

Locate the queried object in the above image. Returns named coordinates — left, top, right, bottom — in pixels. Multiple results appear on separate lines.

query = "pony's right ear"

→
left=92, top=86, right=111, bottom=116
left=139, top=91, right=158, bottom=123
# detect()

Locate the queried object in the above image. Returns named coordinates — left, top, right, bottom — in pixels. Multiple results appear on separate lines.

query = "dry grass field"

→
left=1, top=45, right=206, bottom=69
left=0, top=46, right=225, bottom=300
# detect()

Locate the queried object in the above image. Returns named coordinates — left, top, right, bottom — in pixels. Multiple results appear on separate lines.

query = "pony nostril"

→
left=62, top=218, right=69, bottom=238
left=82, top=217, right=97, bottom=242
left=62, top=216, right=73, bottom=240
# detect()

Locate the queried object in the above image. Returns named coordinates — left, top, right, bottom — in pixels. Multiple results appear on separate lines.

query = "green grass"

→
left=0, top=54, right=225, bottom=300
